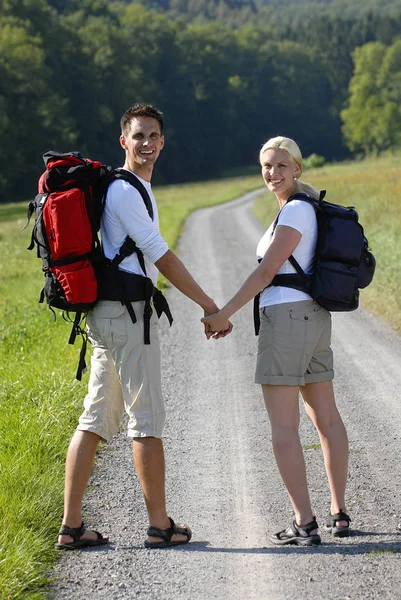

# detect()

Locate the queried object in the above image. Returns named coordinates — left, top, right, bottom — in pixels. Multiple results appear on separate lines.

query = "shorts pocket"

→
left=261, top=307, right=274, bottom=325
left=286, top=309, right=311, bottom=354
left=289, top=307, right=317, bottom=323
left=258, top=308, right=275, bottom=354
left=90, top=303, right=129, bottom=348
left=110, top=311, right=129, bottom=346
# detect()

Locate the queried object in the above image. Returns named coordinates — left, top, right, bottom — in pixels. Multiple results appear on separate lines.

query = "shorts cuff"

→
left=254, top=374, right=304, bottom=386
left=76, top=425, right=109, bottom=443
left=304, top=370, right=334, bottom=384
left=128, top=429, right=163, bottom=439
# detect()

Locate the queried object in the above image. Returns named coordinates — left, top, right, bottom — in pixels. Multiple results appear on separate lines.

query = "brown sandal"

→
left=55, top=522, right=109, bottom=550
left=144, top=517, right=192, bottom=549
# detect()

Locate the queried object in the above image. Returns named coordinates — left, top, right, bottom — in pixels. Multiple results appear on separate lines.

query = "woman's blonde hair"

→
left=259, top=136, right=319, bottom=199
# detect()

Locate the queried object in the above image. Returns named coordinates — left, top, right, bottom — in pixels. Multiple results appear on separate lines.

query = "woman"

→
left=202, top=136, right=350, bottom=546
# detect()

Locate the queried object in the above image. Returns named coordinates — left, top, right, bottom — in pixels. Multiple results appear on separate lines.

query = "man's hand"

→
left=201, top=311, right=233, bottom=340
left=203, top=303, right=219, bottom=340
left=210, top=320, right=233, bottom=339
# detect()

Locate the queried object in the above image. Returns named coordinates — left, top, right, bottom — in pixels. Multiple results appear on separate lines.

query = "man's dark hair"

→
left=120, top=103, right=164, bottom=136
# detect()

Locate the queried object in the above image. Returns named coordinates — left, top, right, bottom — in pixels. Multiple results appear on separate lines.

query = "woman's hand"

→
left=201, top=311, right=232, bottom=338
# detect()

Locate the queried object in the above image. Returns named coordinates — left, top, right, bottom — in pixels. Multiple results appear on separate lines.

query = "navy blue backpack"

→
left=254, top=190, right=376, bottom=334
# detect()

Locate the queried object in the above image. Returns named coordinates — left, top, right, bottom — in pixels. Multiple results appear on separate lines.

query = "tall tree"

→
left=341, top=42, right=387, bottom=154
left=0, top=16, right=76, bottom=201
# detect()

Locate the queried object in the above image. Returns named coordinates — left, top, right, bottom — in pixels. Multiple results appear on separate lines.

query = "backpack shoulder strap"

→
left=106, top=169, right=155, bottom=276
left=272, top=191, right=321, bottom=233
left=285, top=190, right=326, bottom=207
left=270, top=190, right=325, bottom=291
left=111, top=168, right=154, bottom=221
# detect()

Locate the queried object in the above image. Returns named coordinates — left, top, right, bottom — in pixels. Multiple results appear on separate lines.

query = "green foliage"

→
left=342, top=40, right=401, bottom=155
left=0, top=9, right=77, bottom=201
left=115, top=0, right=401, bottom=25
left=303, top=153, right=326, bottom=169
left=1, top=0, right=401, bottom=201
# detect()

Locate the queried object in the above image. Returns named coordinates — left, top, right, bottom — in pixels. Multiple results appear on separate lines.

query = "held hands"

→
left=202, top=310, right=233, bottom=340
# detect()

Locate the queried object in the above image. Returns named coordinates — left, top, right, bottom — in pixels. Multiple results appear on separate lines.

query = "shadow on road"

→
left=182, top=537, right=401, bottom=556
left=110, top=534, right=401, bottom=556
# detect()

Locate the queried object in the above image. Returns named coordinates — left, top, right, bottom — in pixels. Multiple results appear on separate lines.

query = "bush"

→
left=303, top=153, right=326, bottom=169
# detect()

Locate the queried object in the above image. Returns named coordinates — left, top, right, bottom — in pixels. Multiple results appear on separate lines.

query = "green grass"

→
left=369, top=549, right=401, bottom=556
left=0, top=213, right=87, bottom=598
left=253, top=152, right=401, bottom=331
left=0, top=174, right=261, bottom=599
left=302, top=443, right=322, bottom=451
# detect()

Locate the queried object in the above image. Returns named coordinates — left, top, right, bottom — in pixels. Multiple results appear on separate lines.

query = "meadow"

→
left=0, top=154, right=400, bottom=598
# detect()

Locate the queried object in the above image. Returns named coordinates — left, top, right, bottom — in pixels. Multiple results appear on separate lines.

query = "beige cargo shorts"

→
left=255, top=300, right=334, bottom=386
left=77, top=300, right=165, bottom=442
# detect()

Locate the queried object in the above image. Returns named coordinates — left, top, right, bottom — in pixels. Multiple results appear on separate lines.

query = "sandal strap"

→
left=146, top=517, right=191, bottom=543
left=58, top=522, right=85, bottom=541
left=331, top=510, right=351, bottom=525
left=293, top=517, right=319, bottom=537
left=275, top=525, right=297, bottom=540
left=146, top=517, right=175, bottom=543
left=173, top=523, right=191, bottom=537
left=275, top=517, right=318, bottom=540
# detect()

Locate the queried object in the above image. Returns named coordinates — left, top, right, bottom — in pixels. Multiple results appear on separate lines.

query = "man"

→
left=56, top=103, right=231, bottom=550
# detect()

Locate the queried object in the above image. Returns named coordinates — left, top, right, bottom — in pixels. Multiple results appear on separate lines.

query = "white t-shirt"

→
left=257, top=200, right=317, bottom=307
left=101, top=171, right=168, bottom=287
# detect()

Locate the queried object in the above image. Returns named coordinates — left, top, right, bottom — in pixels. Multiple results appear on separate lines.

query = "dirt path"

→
left=50, top=190, right=401, bottom=600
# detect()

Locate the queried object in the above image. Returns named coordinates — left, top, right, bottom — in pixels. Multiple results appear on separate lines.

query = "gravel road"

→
left=50, top=189, right=401, bottom=600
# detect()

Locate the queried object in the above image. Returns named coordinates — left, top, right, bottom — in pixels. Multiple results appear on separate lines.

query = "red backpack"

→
left=25, top=151, right=162, bottom=379
left=27, top=151, right=109, bottom=312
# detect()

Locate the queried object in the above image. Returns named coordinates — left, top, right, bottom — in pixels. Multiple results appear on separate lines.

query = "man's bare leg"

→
left=133, top=437, right=190, bottom=544
left=58, top=430, right=102, bottom=545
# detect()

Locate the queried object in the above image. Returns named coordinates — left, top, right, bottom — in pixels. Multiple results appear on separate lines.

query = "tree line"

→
left=1, top=0, right=401, bottom=202
left=108, top=0, right=401, bottom=26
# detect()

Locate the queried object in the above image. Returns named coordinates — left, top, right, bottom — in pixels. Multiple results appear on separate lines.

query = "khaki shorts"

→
left=255, top=300, right=334, bottom=386
left=77, top=301, right=165, bottom=442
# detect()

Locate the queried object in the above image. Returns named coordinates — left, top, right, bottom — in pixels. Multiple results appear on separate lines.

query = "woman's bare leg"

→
left=301, top=380, right=349, bottom=526
left=262, top=384, right=316, bottom=530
